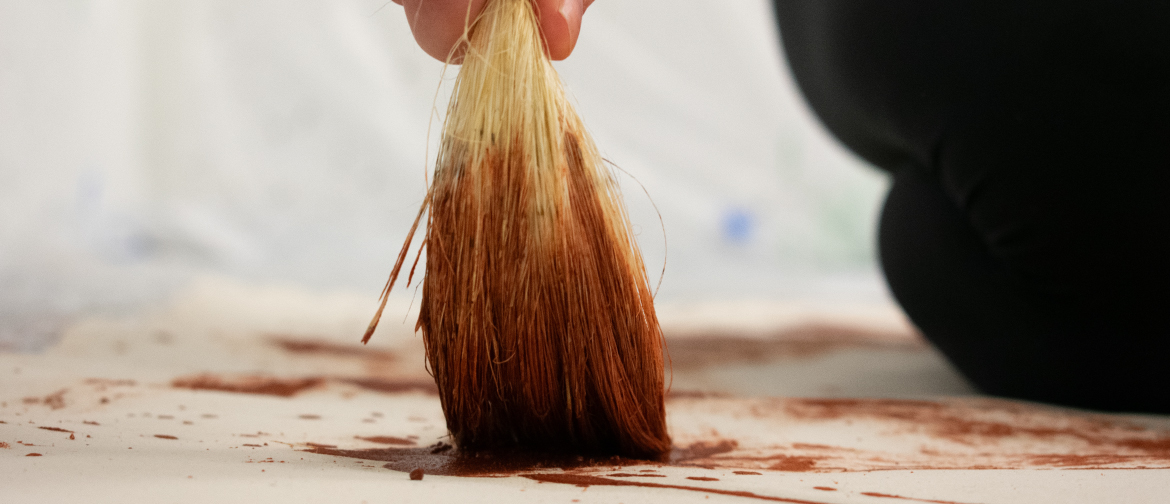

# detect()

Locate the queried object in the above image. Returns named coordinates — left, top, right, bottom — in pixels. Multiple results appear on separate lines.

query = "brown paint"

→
left=37, top=427, right=73, bottom=433
left=779, top=398, right=1170, bottom=469
left=155, top=434, right=178, bottom=440
left=319, top=443, right=622, bottom=476
left=26, top=453, right=42, bottom=456
left=686, top=476, right=720, bottom=481
left=84, top=378, right=136, bottom=387
left=172, top=374, right=439, bottom=398
left=83, top=421, right=100, bottom=426
left=304, top=439, right=737, bottom=478
left=357, top=436, right=417, bottom=446
left=172, top=374, right=324, bottom=397
left=299, top=415, right=321, bottom=420
left=665, top=325, right=923, bottom=370
left=0, top=442, right=10, bottom=449
left=768, top=456, right=820, bottom=472
left=270, top=337, right=397, bottom=362
left=791, top=443, right=836, bottom=450
left=1119, top=438, right=1170, bottom=453
left=666, top=390, right=729, bottom=400
left=338, top=378, right=438, bottom=396
left=606, top=472, right=665, bottom=477
left=409, top=468, right=425, bottom=480
left=521, top=473, right=832, bottom=504
left=43, top=389, right=67, bottom=410
left=1026, top=454, right=1138, bottom=467
left=268, top=388, right=1170, bottom=476
left=813, top=487, right=836, bottom=491
left=734, top=471, right=763, bottom=475
left=859, top=491, right=972, bottom=504
left=670, top=439, right=738, bottom=463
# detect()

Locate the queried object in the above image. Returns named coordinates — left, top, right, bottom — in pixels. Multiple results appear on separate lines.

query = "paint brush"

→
left=364, top=0, right=670, bottom=459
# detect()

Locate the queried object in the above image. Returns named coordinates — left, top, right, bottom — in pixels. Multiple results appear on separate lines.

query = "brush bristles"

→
left=367, top=0, right=670, bottom=458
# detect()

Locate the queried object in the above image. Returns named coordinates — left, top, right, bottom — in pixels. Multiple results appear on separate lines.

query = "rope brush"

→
left=364, top=0, right=671, bottom=459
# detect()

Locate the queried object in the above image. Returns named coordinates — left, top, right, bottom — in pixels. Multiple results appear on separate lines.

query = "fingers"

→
left=397, top=0, right=593, bottom=63
left=399, top=0, right=489, bottom=62
left=533, top=0, right=576, bottom=61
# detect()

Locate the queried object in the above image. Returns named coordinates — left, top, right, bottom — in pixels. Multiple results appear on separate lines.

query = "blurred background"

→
left=0, top=0, right=891, bottom=352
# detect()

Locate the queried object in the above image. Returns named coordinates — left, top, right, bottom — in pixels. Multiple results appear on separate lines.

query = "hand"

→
left=391, top=0, right=594, bottom=62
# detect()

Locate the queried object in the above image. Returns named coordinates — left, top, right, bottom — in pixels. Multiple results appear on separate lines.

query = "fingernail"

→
left=558, top=0, right=582, bottom=39
left=559, top=0, right=582, bottom=24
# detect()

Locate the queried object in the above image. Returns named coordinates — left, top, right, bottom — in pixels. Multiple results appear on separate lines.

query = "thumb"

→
left=535, top=0, right=593, bottom=61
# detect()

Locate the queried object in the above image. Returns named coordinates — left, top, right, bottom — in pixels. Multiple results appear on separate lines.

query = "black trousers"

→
left=773, top=1, right=1170, bottom=412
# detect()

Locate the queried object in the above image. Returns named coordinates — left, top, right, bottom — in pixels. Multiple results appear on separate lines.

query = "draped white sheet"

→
left=0, top=0, right=890, bottom=350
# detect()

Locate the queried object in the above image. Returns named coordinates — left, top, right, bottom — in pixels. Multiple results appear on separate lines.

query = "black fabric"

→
left=773, top=0, right=1170, bottom=412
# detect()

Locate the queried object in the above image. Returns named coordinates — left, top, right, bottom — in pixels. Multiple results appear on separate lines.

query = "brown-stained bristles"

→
left=363, top=0, right=671, bottom=459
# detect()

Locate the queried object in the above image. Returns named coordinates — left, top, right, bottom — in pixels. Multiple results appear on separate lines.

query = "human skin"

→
left=391, top=0, right=594, bottom=62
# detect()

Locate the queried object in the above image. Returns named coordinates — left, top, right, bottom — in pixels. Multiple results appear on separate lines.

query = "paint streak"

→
left=665, top=324, right=922, bottom=370
left=169, top=373, right=455, bottom=398
left=27, top=389, right=69, bottom=410
left=784, top=398, right=1153, bottom=448
left=84, top=378, right=136, bottom=387
left=606, top=472, right=665, bottom=478
left=774, top=398, right=1170, bottom=470
left=522, top=473, right=831, bottom=504
left=860, top=491, right=973, bottom=504
left=1026, top=454, right=1141, bottom=467
left=155, top=434, right=178, bottom=440
left=667, top=390, right=729, bottom=400
left=358, top=436, right=417, bottom=446
left=37, top=427, right=73, bottom=433
left=172, top=374, right=324, bottom=397
left=302, top=439, right=739, bottom=477
left=310, top=443, right=626, bottom=477
left=338, top=377, right=438, bottom=395
left=670, top=439, right=738, bottom=463
left=269, top=337, right=397, bottom=362
left=768, top=456, right=820, bottom=472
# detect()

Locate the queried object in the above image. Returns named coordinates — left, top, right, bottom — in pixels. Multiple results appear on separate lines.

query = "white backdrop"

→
left=0, top=0, right=891, bottom=351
